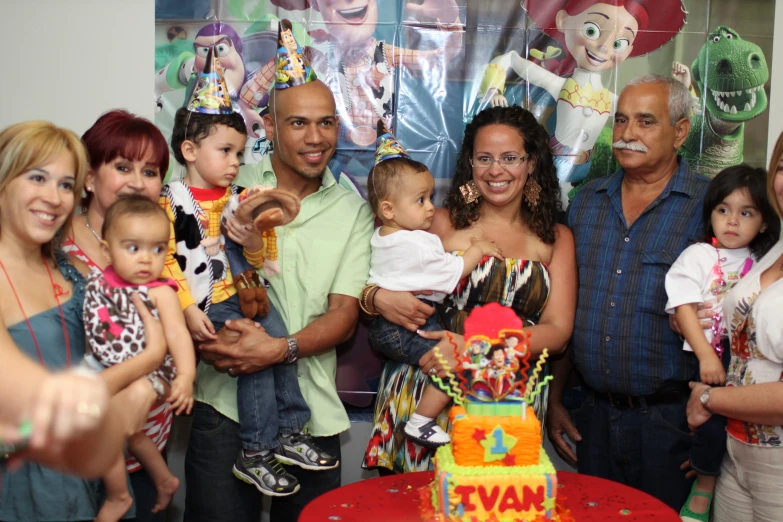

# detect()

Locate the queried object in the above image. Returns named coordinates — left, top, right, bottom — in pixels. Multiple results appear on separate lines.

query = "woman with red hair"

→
left=63, top=109, right=176, bottom=522
left=479, top=0, right=685, bottom=185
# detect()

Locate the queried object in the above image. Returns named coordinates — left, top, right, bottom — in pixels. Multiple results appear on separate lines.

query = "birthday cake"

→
left=424, top=303, right=569, bottom=522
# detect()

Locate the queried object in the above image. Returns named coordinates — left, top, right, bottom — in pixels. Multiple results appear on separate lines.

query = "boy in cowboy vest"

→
left=162, top=42, right=337, bottom=498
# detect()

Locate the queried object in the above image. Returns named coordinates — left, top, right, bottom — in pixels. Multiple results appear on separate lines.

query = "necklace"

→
left=0, top=255, right=71, bottom=369
left=84, top=215, right=102, bottom=242
left=709, top=243, right=753, bottom=357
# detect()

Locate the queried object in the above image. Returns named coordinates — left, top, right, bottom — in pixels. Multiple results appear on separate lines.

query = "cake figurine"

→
left=422, top=302, right=572, bottom=522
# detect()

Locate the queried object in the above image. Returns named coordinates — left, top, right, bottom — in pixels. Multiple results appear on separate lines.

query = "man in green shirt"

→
left=184, top=78, right=373, bottom=522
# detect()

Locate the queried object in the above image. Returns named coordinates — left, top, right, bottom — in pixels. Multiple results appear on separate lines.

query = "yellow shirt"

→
left=194, top=155, right=374, bottom=436
left=160, top=185, right=263, bottom=310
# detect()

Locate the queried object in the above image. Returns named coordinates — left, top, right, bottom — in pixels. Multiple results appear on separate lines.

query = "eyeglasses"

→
left=470, top=154, right=529, bottom=169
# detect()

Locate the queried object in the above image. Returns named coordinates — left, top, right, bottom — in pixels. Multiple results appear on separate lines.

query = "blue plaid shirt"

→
left=567, top=159, right=709, bottom=395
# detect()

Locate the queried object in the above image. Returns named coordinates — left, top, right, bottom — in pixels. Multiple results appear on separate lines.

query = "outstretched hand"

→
left=22, top=370, right=110, bottom=457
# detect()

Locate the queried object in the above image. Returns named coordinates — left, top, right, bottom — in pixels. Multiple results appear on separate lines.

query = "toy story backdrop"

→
left=155, top=0, right=776, bottom=406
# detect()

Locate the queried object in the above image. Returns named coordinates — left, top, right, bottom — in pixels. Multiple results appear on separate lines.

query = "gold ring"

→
left=76, top=402, right=102, bottom=418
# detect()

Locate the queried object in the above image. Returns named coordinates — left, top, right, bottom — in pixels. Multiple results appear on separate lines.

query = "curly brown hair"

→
left=443, top=106, right=562, bottom=244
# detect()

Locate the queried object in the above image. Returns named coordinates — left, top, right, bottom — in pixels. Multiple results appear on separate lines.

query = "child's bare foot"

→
left=151, top=475, right=180, bottom=513
left=95, top=495, right=133, bottom=522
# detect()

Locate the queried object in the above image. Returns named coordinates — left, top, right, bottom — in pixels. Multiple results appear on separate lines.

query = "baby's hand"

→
left=168, top=375, right=194, bottom=415
left=470, top=236, right=503, bottom=260
left=184, top=305, right=217, bottom=342
left=700, top=357, right=726, bottom=386
left=225, top=217, right=264, bottom=252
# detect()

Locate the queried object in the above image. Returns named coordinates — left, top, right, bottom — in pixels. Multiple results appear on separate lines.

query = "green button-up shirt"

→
left=194, top=154, right=373, bottom=436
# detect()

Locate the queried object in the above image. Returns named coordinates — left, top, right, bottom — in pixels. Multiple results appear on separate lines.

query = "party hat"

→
left=374, top=119, right=410, bottom=164
left=275, top=19, right=317, bottom=90
left=184, top=45, right=233, bottom=115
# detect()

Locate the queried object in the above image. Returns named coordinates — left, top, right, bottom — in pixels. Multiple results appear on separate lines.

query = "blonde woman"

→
left=0, top=121, right=164, bottom=522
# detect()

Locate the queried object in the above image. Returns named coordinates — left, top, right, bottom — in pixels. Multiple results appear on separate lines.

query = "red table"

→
left=299, top=471, right=680, bottom=521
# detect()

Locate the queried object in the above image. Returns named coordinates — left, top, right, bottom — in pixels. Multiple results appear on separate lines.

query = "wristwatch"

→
left=284, top=335, right=299, bottom=364
left=699, top=387, right=713, bottom=413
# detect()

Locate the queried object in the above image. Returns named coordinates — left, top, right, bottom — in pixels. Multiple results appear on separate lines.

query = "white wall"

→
left=0, top=0, right=154, bottom=135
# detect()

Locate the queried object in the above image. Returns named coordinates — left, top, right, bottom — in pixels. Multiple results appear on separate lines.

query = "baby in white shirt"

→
left=366, top=152, right=501, bottom=448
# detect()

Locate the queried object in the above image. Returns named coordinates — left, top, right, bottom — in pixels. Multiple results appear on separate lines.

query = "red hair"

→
left=81, top=110, right=169, bottom=177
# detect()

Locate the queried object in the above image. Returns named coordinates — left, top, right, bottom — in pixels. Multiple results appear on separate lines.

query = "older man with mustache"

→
left=546, top=74, right=710, bottom=509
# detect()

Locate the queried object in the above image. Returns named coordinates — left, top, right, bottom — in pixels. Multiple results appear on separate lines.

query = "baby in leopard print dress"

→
left=83, top=196, right=196, bottom=522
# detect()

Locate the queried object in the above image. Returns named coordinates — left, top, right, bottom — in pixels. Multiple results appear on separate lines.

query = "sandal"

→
left=403, top=421, right=450, bottom=449
left=679, top=480, right=713, bottom=522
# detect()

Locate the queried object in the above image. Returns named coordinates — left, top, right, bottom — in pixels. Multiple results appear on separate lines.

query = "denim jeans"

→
left=208, top=293, right=309, bottom=450
left=184, top=402, right=342, bottom=522
left=574, top=388, right=693, bottom=510
left=368, top=299, right=441, bottom=366
left=690, top=345, right=731, bottom=476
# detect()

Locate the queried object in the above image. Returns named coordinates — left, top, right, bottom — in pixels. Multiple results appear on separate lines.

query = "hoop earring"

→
left=459, top=180, right=481, bottom=205
left=524, top=177, right=542, bottom=210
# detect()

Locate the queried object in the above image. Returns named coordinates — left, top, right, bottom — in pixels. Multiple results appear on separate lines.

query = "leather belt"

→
left=591, top=384, right=690, bottom=410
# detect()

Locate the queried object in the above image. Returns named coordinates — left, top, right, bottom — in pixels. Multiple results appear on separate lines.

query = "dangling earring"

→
left=460, top=180, right=481, bottom=204
left=524, top=177, right=542, bottom=210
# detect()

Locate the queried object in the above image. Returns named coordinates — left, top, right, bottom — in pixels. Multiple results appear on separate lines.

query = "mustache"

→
left=612, top=140, right=649, bottom=153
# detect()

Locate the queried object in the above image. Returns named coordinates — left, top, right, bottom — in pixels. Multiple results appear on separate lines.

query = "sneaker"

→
left=403, top=420, right=450, bottom=449
left=275, top=432, right=339, bottom=471
left=232, top=450, right=300, bottom=497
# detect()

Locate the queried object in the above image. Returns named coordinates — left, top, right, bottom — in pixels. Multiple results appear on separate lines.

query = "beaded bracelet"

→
left=360, top=284, right=380, bottom=317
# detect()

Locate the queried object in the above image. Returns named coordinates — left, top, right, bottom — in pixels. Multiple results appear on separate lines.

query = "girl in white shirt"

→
left=665, top=165, right=780, bottom=521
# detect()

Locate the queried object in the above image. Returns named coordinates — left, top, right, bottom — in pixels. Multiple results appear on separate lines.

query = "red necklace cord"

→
left=0, top=255, right=71, bottom=369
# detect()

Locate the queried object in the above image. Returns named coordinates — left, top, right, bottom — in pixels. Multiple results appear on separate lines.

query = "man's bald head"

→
left=267, top=80, right=336, bottom=126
